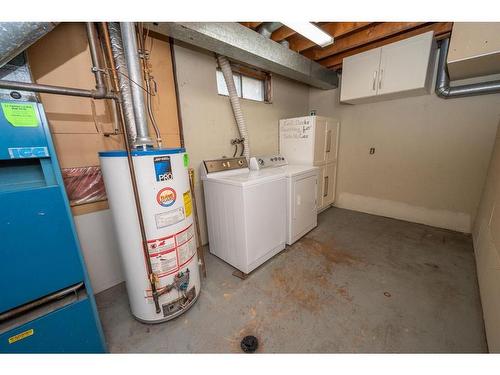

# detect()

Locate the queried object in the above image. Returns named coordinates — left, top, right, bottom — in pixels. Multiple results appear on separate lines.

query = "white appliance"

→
left=250, top=155, right=319, bottom=245
left=279, top=115, right=340, bottom=212
left=100, top=149, right=200, bottom=323
left=201, top=157, right=286, bottom=274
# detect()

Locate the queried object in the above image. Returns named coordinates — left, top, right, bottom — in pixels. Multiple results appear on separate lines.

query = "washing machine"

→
left=200, top=157, right=287, bottom=274
left=250, top=155, right=319, bottom=245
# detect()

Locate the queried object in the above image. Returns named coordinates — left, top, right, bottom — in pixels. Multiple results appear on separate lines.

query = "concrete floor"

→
left=96, top=207, right=487, bottom=353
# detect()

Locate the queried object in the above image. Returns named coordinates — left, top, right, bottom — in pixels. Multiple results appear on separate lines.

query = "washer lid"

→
left=207, top=169, right=286, bottom=187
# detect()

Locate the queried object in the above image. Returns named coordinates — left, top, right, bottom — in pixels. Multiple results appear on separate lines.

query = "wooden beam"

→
left=271, top=26, right=297, bottom=42
left=302, top=22, right=427, bottom=60
left=320, top=22, right=453, bottom=69
left=288, top=22, right=374, bottom=53
left=239, top=22, right=263, bottom=30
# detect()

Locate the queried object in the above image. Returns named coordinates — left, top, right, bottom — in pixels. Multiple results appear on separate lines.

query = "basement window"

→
left=216, top=64, right=272, bottom=103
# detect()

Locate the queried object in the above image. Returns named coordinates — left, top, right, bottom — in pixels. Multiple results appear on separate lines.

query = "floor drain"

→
left=240, top=335, right=259, bottom=353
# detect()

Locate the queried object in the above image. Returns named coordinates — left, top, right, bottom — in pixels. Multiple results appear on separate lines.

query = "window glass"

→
left=216, top=70, right=242, bottom=97
left=242, top=75, right=265, bottom=101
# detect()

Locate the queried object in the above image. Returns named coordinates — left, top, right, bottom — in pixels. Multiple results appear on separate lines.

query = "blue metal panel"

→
left=0, top=186, right=85, bottom=312
left=0, top=298, right=106, bottom=353
left=36, top=104, right=106, bottom=352
left=0, top=100, right=106, bottom=352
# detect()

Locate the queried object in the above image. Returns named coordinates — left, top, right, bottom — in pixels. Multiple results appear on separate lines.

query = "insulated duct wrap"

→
left=107, top=22, right=137, bottom=143
left=0, top=22, right=57, bottom=68
left=120, top=22, right=152, bottom=147
left=216, top=55, right=250, bottom=159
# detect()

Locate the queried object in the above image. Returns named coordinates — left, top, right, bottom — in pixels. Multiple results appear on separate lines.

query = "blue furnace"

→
left=0, top=99, right=106, bottom=353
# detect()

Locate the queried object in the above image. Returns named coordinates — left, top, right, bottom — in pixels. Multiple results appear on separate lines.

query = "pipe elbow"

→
left=435, top=85, right=451, bottom=98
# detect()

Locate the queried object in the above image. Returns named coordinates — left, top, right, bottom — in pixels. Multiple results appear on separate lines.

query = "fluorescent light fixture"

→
left=282, top=22, right=334, bottom=47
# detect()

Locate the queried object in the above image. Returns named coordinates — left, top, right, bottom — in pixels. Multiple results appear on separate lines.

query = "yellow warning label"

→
left=8, top=329, right=34, bottom=344
left=183, top=191, right=192, bottom=217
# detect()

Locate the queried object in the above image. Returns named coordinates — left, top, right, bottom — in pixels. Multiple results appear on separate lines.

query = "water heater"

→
left=99, top=148, right=200, bottom=323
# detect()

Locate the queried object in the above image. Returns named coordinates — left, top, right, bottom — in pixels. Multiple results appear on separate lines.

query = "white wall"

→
left=473, top=122, right=500, bottom=352
left=74, top=209, right=124, bottom=293
left=174, top=43, right=310, bottom=244
left=309, top=56, right=500, bottom=233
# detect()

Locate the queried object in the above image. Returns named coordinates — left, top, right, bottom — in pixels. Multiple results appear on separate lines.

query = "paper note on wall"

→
left=1, top=102, right=39, bottom=127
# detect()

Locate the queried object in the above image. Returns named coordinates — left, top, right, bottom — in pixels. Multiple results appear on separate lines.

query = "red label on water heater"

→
left=156, top=187, right=176, bottom=207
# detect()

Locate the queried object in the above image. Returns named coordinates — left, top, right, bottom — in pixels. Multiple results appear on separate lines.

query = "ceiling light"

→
left=282, top=22, right=334, bottom=47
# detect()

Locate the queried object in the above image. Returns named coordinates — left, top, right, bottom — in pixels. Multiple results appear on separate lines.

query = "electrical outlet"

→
left=369, top=147, right=376, bottom=155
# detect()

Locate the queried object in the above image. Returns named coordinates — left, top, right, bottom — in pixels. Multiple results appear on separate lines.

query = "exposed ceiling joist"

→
left=302, top=22, right=427, bottom=60
left=239, top=22, right=454, bottom=72
left=288, top=22, right=374, bottom=53
left=146, top=22, right=338, bottom=89
left=270, top=26, right=296, bottom=42
left=239, top=22, right=263, bottom=30
left=320, top=22, right=453, bottom=69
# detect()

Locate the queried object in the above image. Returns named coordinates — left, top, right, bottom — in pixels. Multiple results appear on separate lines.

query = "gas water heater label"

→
left=154, top=156, right=173, bottom=182
left=157, top=187, right=177, bottom=207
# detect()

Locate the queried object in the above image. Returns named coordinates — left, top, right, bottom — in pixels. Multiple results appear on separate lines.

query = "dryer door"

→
left=291, top=174, right=318, bottom=243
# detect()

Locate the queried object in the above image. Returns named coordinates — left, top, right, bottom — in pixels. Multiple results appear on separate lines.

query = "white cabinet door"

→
left=313, top=117, right=327, bottom=165
left=340, top=47, right=382, bottom=103
left=325, top=119, right=340, bottom=164
left=322, top=163, right=336, bottom=207
left=317, top=165, right=325, bottom=211
left=378, top=31, right=434, bottom=96
left=292, top=174, right=318, bottom=240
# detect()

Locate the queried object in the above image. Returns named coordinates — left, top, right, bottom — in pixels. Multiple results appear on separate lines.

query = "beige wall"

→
left=174, top=43, right=310, bottom=244
left=473, top=122, right=500, bottom=352
left=309, top=56, right=500, bottom=233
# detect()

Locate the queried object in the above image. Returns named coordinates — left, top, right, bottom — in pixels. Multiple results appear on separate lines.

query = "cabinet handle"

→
left=326, top=129, right=332, bottom=153
left=379, top=69, right=384, bottom=90
left=372, top=71, right=377, bottom=91
left=323, top=176, right=329, bottom=197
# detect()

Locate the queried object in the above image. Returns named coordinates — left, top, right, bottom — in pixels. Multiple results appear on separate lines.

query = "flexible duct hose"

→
left=216, top=55, right=250, bottom=159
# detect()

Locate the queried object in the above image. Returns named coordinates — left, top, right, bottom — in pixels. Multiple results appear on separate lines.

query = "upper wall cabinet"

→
left=340, top=31, right=436, bottom=104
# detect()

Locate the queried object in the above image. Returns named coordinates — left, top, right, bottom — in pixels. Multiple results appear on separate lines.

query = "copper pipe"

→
left=169, top=37, right=185, bottom=148
left=189, top=168, right=206, bottom=278
left=101, top=22, right=161, bottom=313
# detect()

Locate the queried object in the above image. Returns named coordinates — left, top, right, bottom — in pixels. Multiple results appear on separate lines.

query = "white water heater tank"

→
left=99, top=148, right=200, bottom=323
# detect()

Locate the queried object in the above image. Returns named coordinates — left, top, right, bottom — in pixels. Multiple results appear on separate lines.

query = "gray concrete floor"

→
left=96, top=207, right=487, bottom=353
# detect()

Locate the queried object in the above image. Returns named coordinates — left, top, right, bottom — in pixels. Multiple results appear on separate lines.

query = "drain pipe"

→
left=120, top=22, right=153, bottom=148
left=217, top=55, right=250, bottom=159
left=436, top=38, right=500, bottom=98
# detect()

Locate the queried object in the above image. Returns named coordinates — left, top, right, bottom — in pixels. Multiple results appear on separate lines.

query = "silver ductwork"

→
left=120, top=22, right=153, bottom=148
left=279, top=40, right=290, bottom=49
left=257, top=22, right=282, bottom=38
left=436, top=38, right=500, bottom=99
left=107, top=23, right=138, bottom=144
left=145, top=22, right=338, bottom=89
left=0, top=22, right=58, bottom=68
